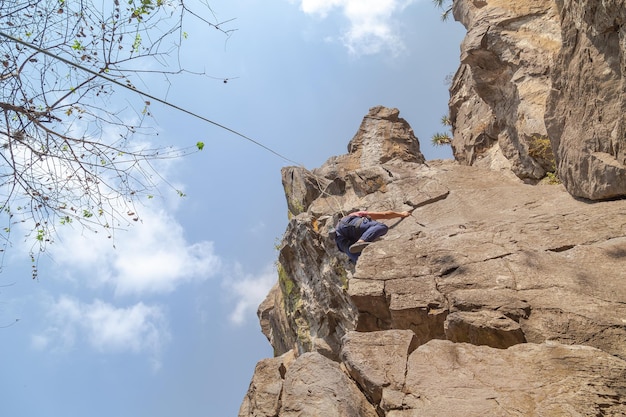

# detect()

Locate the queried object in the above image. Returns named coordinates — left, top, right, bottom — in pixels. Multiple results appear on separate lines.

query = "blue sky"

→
left=0, top=1, right=464, bottom=416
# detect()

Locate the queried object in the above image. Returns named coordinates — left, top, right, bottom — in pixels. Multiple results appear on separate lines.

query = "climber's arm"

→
left=363, top=210, right=411, bottom=220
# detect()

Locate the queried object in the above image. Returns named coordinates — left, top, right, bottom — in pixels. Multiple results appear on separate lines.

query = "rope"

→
left=0, top=31, right=348, bottom=216
left=0, top=31, right=300, bottom=166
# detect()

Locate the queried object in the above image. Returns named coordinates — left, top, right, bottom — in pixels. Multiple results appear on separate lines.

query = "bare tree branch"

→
left=0, top=0, right=234, bottom=276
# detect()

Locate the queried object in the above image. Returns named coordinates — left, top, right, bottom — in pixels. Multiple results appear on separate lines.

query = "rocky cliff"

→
left=239, top=106, right=626, bottom=416
left=450, top=0, right=626, bottom=200
left=239, top=0, right=626, bottom=415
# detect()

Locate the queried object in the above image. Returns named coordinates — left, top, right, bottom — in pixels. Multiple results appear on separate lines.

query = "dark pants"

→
left=335, top=217, right=389, bottom=262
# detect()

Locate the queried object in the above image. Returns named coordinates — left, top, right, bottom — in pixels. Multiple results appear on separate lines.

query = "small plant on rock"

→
left=528, top=134, right=561, bottom=184
left=433, top=0, right=454, bottom=21
left=431, top=114, right=452, bottom=146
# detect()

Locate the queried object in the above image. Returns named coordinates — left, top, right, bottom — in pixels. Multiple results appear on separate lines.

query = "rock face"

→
left=545, top=0, right=626, bottom=199
left=239, top=106, right=626, bottom=417
left=450, top=0, right=561, bottom=182
left=241, top=0, right=626, bottom=404
left=239, top=351, right=378, bottom=417
left=450, top=0, right=626, bottom=200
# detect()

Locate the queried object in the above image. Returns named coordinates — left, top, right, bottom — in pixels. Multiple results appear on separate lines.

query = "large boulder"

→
left=342, top=338, right=626, bottom=416
left=239, top=351, right=378, bottom=417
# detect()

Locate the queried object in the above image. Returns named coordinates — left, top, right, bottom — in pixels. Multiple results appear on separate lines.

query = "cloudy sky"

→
left=1, top=0, right=464, bottom=416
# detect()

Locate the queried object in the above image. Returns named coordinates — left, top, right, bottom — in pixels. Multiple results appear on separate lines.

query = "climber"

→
left=334, top=210, right=411, bottom=263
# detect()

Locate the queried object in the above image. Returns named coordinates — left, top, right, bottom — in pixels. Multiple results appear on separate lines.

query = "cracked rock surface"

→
left=450, top=0, right=626, bottom=199
left=240, top=106, right=626, bottom=416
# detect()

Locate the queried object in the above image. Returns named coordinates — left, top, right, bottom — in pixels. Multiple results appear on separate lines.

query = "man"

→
left=334, top=210, right=411, bottom=263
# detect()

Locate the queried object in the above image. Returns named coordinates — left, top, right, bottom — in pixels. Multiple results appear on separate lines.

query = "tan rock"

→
left=386, top=277, right=447, bottom=344
left=340, top=330, right=418, bottom=405
left=444, top=310, right=526, bottom=348
left=280, top=352, right=378, bottom=417
left=346, top=278, right=390, bottom=332
left=450, top=0, right=561, bottom=182
left=243, top=106, right=626, bottom=416
left=238, top=350, right=295, bottom=417
left=258, top=283, right=297, bottom=356
left=545, top=0, right=626, bottom=199
left=344, top=106, right=425, bottom=168
left=451, top=0, right=626, bottom=199
left=402, top=340, right=626, bottom=416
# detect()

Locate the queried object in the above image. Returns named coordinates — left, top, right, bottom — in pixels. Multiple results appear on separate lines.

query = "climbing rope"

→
left=0, top=30, right=300, bottom=166
left=0, top=31, right=350, bottom=218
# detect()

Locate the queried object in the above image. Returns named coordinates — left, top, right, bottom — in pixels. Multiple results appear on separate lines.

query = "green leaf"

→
left=132, top=34, right=142, bottom=53
left=431, top=132, right=452, bottom=146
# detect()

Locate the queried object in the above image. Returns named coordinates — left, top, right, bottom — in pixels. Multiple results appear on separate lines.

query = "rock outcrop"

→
left=450, top=0, right=561, bottom=181
left=545, top=0, right=626, bottom=200
left=239, top=1, right=626, bottom=413
left=239, top=106, right=626, bottom=416
left=450, top=0, right=626, bottom=200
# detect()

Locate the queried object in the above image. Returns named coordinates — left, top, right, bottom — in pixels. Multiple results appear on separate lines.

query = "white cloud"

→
left=223, top=263, right=276, bottom=325
left=32, top=296, right=170, bottom=370
left=6, top=107, right=218, bottom=370
left=4, top=109, right=214, bottom=298
left=295, top=0, right=415, bottom=55
left=300, top=0, right=344, bottom=17
left=25, top=169, right=215, bottom=369
left=50, top=206, right=221, bottom=296
left=28, top=125, right=222, bottom=296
